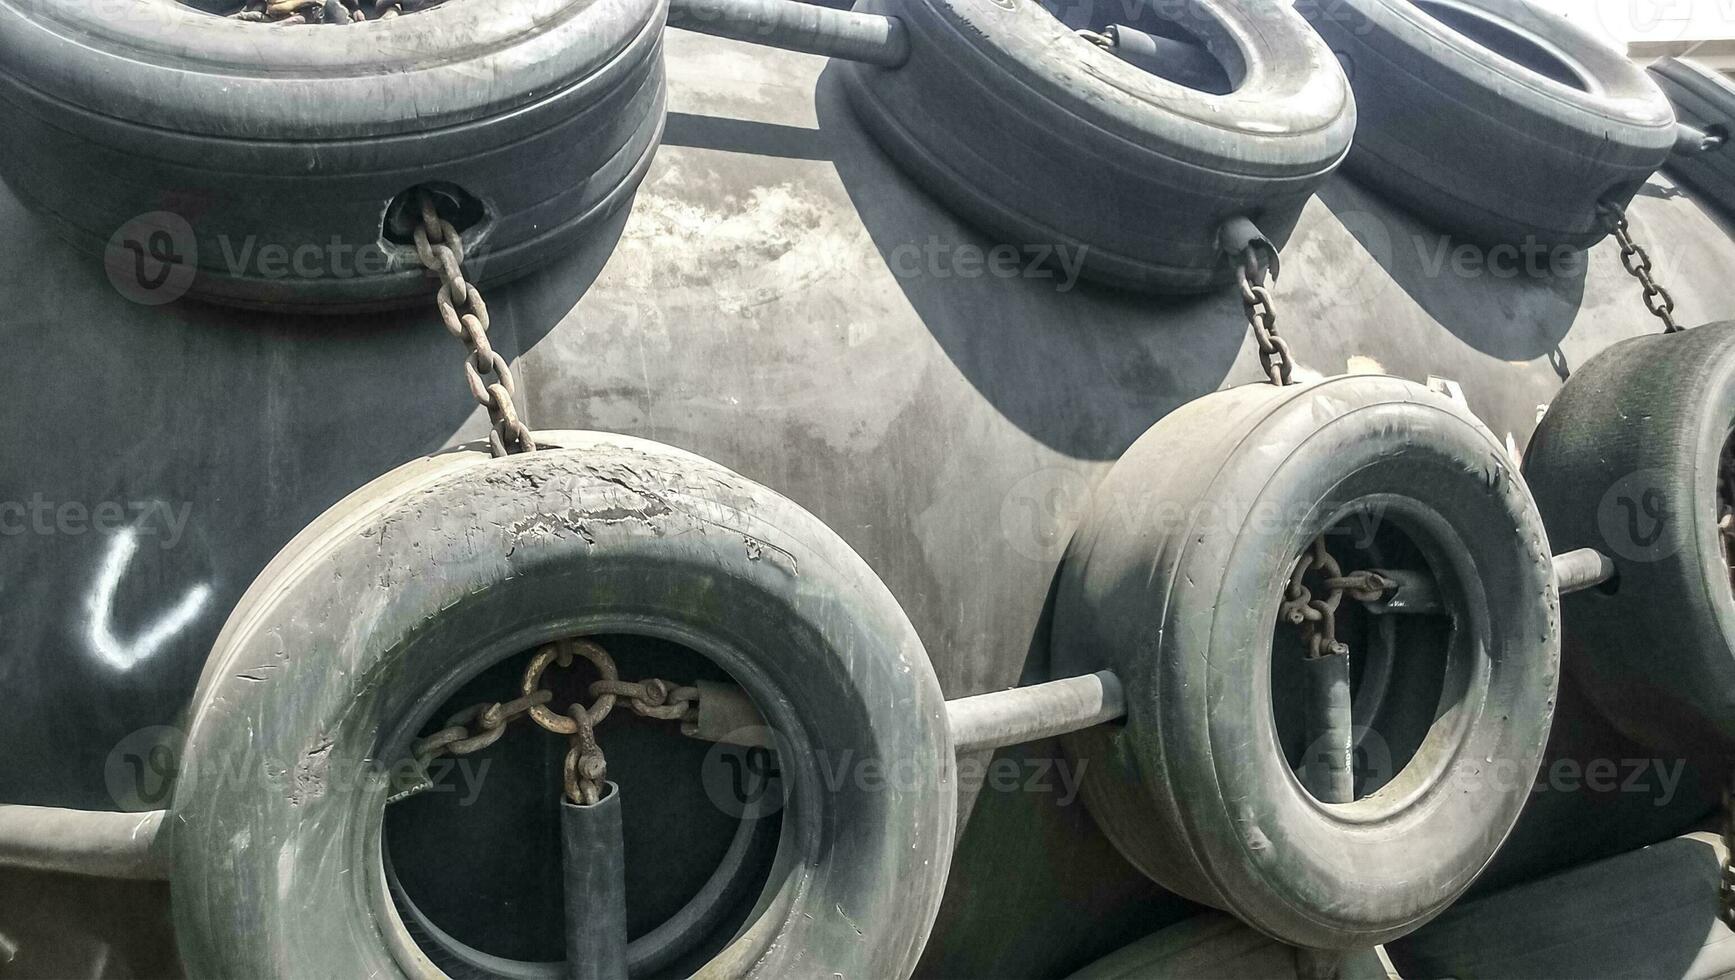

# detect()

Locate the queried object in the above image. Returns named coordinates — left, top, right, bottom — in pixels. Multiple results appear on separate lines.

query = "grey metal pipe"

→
left=1554, top=547, right=1616, bottom=595
left=1675, top=122, right=1728, bottom=157
left=0, top=805, right=170, bottom=880
left=947, top=670, right=1127, bottom=754
left=666, top=0, right=909, bottom=68
left=562, top=784, right=628, bottom=980
left=1300, top=653, right=1355, bottom=804
left=1360, top=549, right=1615, bottom=617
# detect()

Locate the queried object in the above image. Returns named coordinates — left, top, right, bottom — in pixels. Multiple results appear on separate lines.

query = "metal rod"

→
left=666, top=0, right=909, bottom=68
left=947, top=670, right=1126, bottom=754
left=1675, top=122, right=1728, bottom=157
left=681, top=679, right=774, bottom=748
left=1554, top=548, right=1615, bottom=595
left=1360, top=549, right=1615, bottom=617
left=1361, top=567, right=1441, bottom=616
left=0, top=805, right=170, bottom=880
left=1301, top=653, right=1355, bottom=804
left=562, top=783, right=629, bottom=980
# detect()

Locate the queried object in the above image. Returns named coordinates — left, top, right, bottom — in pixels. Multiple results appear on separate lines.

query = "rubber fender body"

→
left=0, top=0, right=668, bottom=313
left=169, top=432, right=955, bottom=978
left=1651, top=58, right=1735, bottom=220
left=839, top=0, right=1356, bottom=293
left=1301, top=0, right=1675, bottom=249
left=1525, top=321, right=1735, bottom=754
left=1052, top=377, right=1560, bottom=949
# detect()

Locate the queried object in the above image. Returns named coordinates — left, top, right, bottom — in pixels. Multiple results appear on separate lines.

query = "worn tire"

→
left=1651, top=58, right=1735, bottom=220
left=1301, top=0, right=1674, bottom=248
left=170, top=432, right=955, bottom=978
left=1525, top=322, right=1735, bottom=754
left=0, top=0, right=666, bottom=313
left=839, top=0, right=1356, bottom=293
left=1052, top=377, right=1560, bottom=949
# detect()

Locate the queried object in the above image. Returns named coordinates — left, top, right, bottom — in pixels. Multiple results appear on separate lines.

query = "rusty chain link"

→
left=1236, top=249, right=1295, bottom=387
left=1600, top=202, right=1683, bottom=335
left=406, top=638, right=701, bottom=806
left=411, top=192, right=538, bottom=458
left=1279, top=535, right=1393, bottom=660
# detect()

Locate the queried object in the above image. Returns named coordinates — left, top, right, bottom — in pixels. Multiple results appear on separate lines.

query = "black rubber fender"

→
left=838, top=0, right=1356, bottom=294
left=1051, top=377, right=1560, bottom=950
left=0, top=0, right=667, bottom=313
left=1300, top=0, right=1675, bottom=249
left=1525, top=321, right=1735, bottom=755
left=169, top=432, right=955, bottom=978
left=1651, top=58, right=1735, bottom=220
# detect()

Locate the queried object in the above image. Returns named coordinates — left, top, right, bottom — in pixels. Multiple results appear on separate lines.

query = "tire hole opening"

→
left=1046, top=0, right=1244, bottom=95
left=382, top=634, right=783, bottom=979
left=1717, top=426, right=1735, bottom=600
left=1410, top=0, right=1589, bottom=92
left=1270, top=516, right=1465, bottom=807
left=383, top=184, right=487, bottom=248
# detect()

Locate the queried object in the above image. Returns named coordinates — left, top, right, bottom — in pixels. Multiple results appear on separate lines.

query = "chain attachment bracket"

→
left=1599, top=201, right=1684, bottom=335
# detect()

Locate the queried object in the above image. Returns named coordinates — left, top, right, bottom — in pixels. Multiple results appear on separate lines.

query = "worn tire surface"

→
left=840, top=0, right=1356, bottom=293
left=1525, top=322, right=1735, bottom=754
left=1651, top=58, right=1735, bottom=219
left=0, top=0, right=666, bottom=312
left=1301, top=0, right=1674, bottom=248
left=170, top=432, right=955, bottom=978
left=1053, top=377, right=1560, bottom=949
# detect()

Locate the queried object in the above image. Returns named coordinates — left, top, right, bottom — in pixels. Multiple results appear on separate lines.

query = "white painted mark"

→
left=85, top=527, right=211, bottom=672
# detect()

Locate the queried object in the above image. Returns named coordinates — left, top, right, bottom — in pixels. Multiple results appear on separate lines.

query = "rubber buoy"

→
left=1301, top=0, right=1675, bottom=248
left=170, top=432, right=955, bottom=978
left=1053, top=377, right=1560, bottom=949
left=1525, top=321, right=1735, bottom=754
left=0, top=0, right=667, bottom=312
left=1068, top=913, right=1395, bottom=979
left=840, top=0, right=1356, bottom=293
left=1651, top=58, right=1735, bottom=219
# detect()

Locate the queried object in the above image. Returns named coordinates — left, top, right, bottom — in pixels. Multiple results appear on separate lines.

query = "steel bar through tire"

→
left=666, top=0, right=908, bottom=67
left=0, top=805, right=169, bottom=881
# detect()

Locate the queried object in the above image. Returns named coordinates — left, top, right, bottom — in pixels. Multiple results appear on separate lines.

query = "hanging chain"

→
left=412, top=191, right=538, bottom=458
left=1600, top=202, right=1683, bottom=335
left=406, top=638, right=700, bottom=806
left=1236, top=248, right=1295, bottom=387
left=1279, top=535, right=1392, bottom=660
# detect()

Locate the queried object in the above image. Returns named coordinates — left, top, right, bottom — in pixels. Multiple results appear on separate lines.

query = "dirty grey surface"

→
left=4, top=27, right=1735, bottom=979
left=1390, top=832, right=1735, bottom=979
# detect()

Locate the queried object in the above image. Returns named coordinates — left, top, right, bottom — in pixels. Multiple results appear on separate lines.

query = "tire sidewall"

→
left=170, top=433, right=955, bottom=979
left=1526, top=324, right=1735, bottom=753
left=1302, top=0, right=1674, bottom=246
left=1057, top=379, right=1559, bottom=948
